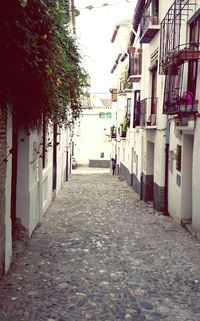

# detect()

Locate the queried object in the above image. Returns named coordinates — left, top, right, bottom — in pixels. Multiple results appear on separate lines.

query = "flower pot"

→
left=178, top=50, right=200, bottom=61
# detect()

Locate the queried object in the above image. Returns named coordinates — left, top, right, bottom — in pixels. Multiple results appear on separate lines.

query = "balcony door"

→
left=151, top=66, right=157, bottom=119
left=152, top=0, right=159, bottom=21
left=188, top=14, right=200, bottom=98
left=52, top=124, right=57, bottom=192
left=133, top=90, right=140, bottom=127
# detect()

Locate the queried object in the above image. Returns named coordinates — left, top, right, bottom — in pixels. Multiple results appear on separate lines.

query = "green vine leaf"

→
left=0, top=0, right=89, bottom=130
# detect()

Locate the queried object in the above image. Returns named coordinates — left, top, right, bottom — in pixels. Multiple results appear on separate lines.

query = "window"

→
left=176, top=145, right=182, bottom=172
left=152, top=0, right=159, bottom=20
left=126, top=98, right=131, bottom=119
left=151, top=66, right=157, bottom=115
left=190, top=14, right=200, bottom=47
left=188, top=14, right=200, bottom=97
left=42, top=115, right=47, bottom=169
left=133, top=90, right=140, bottom=127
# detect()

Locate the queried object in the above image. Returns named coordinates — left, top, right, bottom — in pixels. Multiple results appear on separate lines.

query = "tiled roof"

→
left=81, top=95, right=111, bottom=110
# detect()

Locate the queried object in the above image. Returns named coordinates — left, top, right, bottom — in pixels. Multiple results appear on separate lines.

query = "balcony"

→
left=118, top=117, right=130, bottom=138
left=133, top=98, right=157, bottom=127
left=119, top=79, right=133, bottom=94
left=159, top=0, right=198, bottom=74
left=146, top=113, right=156, bottom=127
left=118, top=124, right=127, bottom=138
left=134, top=98, right=146, bottom=127
left=146, top=97, right=157, bottom=127
left=110, top=125, right=117, bottom=138
left=140, top=14, right=159, bottom=43
left=161, top=44, right=200, bottom=74
left=127, top=48, right=142, bottom=83
left=163, top=65, right=199, bottom=115
left=163, top=93, right=198, bottom=115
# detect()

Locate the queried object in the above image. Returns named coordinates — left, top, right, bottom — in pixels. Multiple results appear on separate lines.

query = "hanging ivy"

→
left=0, top=0, right=89, bottom=130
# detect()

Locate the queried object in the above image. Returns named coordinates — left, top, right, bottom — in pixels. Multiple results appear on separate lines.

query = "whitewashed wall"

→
left=5, top=110, right=12, bottom=273
left=75, top=108, right=112, bottom=164
left=193, top=118, right=200, bottom=237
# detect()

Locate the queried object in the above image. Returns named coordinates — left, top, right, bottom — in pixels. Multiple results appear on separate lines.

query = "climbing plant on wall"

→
left=0, top=0, right=89, bottom=130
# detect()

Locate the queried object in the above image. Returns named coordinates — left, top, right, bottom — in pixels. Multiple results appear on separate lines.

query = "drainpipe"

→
left=163, top=117, right=170, bottom=215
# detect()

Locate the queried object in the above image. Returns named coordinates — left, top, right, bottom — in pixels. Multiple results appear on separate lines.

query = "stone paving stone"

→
left=0, top=169, right=200, bottom=321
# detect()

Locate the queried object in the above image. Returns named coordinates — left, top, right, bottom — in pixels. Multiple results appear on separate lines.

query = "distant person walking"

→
left=111, top=158, right=116, bottom=175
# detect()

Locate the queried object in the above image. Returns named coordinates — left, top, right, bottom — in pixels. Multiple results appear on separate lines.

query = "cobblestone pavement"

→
left=1, top=169, right=200, bottom=321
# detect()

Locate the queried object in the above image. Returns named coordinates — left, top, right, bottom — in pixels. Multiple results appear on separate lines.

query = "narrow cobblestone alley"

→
left=0, top=169, right=200, bottom=321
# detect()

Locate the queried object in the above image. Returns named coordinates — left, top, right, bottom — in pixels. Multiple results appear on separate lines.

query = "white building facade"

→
left=110, top=0, right=200, bottom=237
left=74, top=95, right=112, bottom=167
left=0, top=0, right=77, bottom=276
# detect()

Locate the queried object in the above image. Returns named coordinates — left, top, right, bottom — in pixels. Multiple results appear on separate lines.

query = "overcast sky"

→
left=75, top=0, right=135, bottom=94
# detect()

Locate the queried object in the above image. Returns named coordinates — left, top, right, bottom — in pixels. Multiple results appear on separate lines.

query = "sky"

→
left=74, top=0, right=136, bottom=94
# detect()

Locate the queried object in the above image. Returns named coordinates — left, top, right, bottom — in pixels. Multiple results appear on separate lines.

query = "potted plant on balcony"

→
left=123, top=117, right=130, bottom=130
left=178, top=47, right=200, bottom=61
left=123, top=117, right=130, bottom=136
left=119, top=118, right=130, bottom=138
left=162, top=51, right=179, bottom=75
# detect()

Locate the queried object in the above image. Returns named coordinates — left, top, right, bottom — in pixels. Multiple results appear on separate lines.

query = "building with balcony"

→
left=159, top=0, right=200, bottom=237
left=110, top=0, right=200, bottom=239
left=140, top=0, right=159, bottom=43
left=110, top=0, right=167, bottom=211
left=109, top=20, right=133, bottom=176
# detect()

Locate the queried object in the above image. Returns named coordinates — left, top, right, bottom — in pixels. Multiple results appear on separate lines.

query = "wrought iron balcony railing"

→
left=110, top=125, right=117, bottom=138
left=163, top=91, right=198, bottom=115
left=140, top=14, right=159, bottom=43
left=161, top=43, right=200, bottom=74
left=163, top=65, right=199, bottom=115
left=159, top=0, right=198, bottom=74
left=139, top=0, right=159, bottom=44
left=133, top=99, right=146, bottom=127
left=127, top=48, right=142, bottom=83
left=133, top=98, right=157, bottom=127
left=118, top=124, right=127, bottom=138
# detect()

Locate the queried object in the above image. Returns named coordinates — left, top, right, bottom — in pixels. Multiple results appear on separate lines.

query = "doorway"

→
left=181, top=134, right=193, bottom=224
left=52, top=124, right=57, bottom=192
left=145, top=141, right=154, bottom=201
left=11, top=116, right=18, bottom=238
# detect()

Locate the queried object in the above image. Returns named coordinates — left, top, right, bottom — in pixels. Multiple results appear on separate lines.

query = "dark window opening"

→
left=133, top=90, right=141, bottom=127
left=188, top=14, right=200, bottom=98
left=176, top=145, right=182, bottom=172
left=151, top=66, right=157, bottom=115
left=126, top=98, right=131, bottom=119
left=42, top=115, right=47, bottom=169
left=152, top=0, right=159, bottom=19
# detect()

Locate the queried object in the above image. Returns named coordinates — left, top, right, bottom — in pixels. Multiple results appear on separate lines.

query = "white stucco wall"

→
left=168, top=121, right=182, bottom=221
left=166, top=2, right=200, bottom=231
left=16, top=123, right=69, bottom=236
left=192, top=118, right=200, bottom=237
left=75, top=108, right=112, bottom=164
left=16, top=131, right=31, bottom=231
left=5, top=110, right=12, bottom=273
left=17, top=130, right=43, bottom=236
left=56, top=127, right=67, bottom=193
